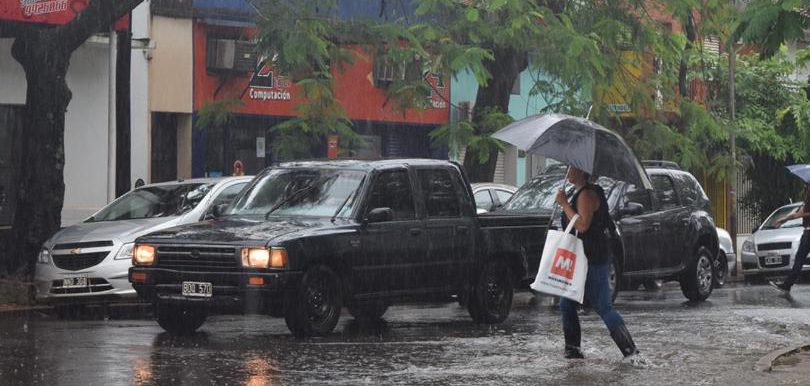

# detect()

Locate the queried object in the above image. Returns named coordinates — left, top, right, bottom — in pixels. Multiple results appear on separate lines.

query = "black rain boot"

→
left=564, top=324, right=584, bottom=359
left=610, top=324, right=639, bottom=357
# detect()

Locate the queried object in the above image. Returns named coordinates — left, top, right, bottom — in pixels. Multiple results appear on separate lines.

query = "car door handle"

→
left=409, top=228, right=422, bottom=236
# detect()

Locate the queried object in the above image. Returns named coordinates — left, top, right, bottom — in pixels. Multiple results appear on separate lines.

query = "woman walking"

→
left=554, top=166, right=640, bottom=360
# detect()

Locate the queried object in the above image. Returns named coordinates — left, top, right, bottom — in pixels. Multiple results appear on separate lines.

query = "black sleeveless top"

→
left=560, top=184, right=612, bottom=265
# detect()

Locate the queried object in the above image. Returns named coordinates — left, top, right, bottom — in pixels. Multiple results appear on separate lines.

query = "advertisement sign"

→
left=0, top=0, right=128, bottom=28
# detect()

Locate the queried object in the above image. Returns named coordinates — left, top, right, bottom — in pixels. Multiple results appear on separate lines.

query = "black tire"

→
left=712, top=251, right=728, bottom=288
left=284, top=265, right=342, bottom=337
left=609, top=258, right=620, bottom=303
left=642, top=279, right=663, bottom=291
left=348, top=301, right=389, bottom=322
left=680, top=246, right=714, bottom=302
left=467, top=260, right=514, bottom=324
left=155, top=303, right=207, bottom=336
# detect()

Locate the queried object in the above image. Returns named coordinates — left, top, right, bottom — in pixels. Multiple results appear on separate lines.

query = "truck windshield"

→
left=229, top=168, right=366, bottom=218
left=87, top=183, right=213, bottom=222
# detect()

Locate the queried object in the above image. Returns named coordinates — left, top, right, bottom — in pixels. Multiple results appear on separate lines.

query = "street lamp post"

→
left=728, top=40, right=739, bottom=278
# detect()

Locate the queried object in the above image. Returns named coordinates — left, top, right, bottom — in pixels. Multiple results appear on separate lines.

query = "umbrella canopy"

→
left=786, top=164, right=810, bottom=184
left=492, top=113, right=653, bottom=190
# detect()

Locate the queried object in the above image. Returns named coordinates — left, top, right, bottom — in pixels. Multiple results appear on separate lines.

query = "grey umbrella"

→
left=492, top=113, right=653, bottom=190
left=787, top=164, right=810, bottom=185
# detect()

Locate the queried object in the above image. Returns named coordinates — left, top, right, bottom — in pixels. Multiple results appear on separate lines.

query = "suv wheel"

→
left=284, top=265, right=342, bottom=337
left=348, top=301, right=389, bottom=322
left=467, top=260, right=514, bottom=324
left=680, top=246, right=714, bottom=302
left=712, top=251, right=728, bottom=288
left=156, top=303, right=207, bottom=335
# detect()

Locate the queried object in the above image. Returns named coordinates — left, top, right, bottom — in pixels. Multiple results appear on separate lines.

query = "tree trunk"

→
left=9, top=34, right=72, bottom=277
left=463, top=47, right=528, bottom=182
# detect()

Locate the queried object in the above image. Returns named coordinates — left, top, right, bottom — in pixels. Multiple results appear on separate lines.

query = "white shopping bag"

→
left=530, top=214, right=588, bottom=303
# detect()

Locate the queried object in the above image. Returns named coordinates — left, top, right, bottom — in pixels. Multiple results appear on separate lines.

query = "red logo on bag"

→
left=551, top=248, right=576, bottom=280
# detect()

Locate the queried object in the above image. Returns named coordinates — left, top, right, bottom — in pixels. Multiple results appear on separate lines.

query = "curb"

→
left=754, top=344, right=810, bottom=372
left=0, top=305, right=52, bottom=317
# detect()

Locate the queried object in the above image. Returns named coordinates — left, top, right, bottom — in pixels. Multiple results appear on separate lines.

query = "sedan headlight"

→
left=115, top=243, right=134, bottom=260
left=37, top=248, right=51, bottom=264
left=132, top=244, right=156, bottom=266
left=742, top=240, right=754, bottom=253
left=241, top=247, right=287, bottom=269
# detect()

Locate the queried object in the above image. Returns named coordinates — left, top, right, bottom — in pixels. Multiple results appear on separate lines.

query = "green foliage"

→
left=196, top=98, right=243, bottom=131
left=429, top=106, right=511, bottom=163
left=734, top=0, right=810, bottom=59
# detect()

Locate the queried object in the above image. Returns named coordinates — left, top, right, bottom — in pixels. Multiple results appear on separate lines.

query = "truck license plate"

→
left=182, top=281, right=212, bottom=297
left=62, top=276, right=87, bottom=289
left=765, top=254, right=783, bottom=266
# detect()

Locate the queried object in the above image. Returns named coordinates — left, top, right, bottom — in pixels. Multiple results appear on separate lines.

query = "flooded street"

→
left=1, top=283, right=808, bottom=385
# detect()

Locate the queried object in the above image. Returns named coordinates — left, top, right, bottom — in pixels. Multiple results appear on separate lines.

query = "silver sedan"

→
left=741, top=202, right=809, bottom=281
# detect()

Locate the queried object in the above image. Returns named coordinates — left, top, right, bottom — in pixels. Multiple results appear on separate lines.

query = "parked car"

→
left=741, top=202, right=808, bottom=282
left=34, top=176, right=252, bottom=310
left=500, top=163, right=719, bottom=302
left=715, top=227, right=735, bottom=287
left=129, top=160, right=547, bottom=336
left=471, top=182, right=517, bottom=214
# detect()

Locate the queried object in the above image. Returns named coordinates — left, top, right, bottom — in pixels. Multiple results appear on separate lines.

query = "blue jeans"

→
left=784, top=230, right=810, bottom=289
left=560, top=262, right=625, bottom=348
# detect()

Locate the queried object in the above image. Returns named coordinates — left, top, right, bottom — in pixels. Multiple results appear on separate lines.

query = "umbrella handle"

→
left=546, top=167, right=571, bottom=235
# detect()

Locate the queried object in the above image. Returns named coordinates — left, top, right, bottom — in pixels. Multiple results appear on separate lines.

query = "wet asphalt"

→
left=0, top=283, right=808, bottom=385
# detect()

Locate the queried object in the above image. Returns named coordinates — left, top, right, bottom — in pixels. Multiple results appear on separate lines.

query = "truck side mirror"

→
left=365, top=207, right=393, bottom=223
left=619, top=202, right=644, bottom=217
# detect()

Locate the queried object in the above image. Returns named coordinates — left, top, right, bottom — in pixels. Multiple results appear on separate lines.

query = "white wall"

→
left=131, top=1, right=151, bottom=185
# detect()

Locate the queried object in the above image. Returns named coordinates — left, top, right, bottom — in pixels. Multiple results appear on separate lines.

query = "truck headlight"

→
left=115, top=243, right=134, bottom=260
left=242, top=247, right=287, bottom=269
left=742, top=240, right=754, bottom=253
left=37, top=248, right=51, bottom=264
left=132, top=244, right=156, bottom=266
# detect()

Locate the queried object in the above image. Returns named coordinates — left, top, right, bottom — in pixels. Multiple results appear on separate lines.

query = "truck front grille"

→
left=156, top=246, right=240, bottom=272
left=52, top=252, right=109, bottom=271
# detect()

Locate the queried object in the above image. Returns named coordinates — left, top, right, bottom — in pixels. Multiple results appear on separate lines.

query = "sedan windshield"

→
left=229, top=168, right=366, bottom=218
left=760, top=205, right=803, bottom=230
left=87, top=183, right=213, bottom=222
left=503, top=174, right=618, bottom=213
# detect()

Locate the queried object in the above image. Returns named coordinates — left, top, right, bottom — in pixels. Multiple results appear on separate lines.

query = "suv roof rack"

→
left=641, top=160, right=681, bottom=170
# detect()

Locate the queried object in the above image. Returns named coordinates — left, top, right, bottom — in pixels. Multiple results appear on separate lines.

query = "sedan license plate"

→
left=765, top=254, right=783, bottom=266
left=62, top=276, right=88, bottom=289
left=182, top=281, right=212, bottom=298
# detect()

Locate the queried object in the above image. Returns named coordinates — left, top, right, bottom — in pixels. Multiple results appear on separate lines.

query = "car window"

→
left=650, top=174, right=679, bottom=209
left=366, top=170, right=416, bottom=220
left=87, top=183, right=213, bottom=222
left=622, top=183, right=653, bottom=213
left=760, top=205, right=803, bottom=230
left=494, top=189, right=514, bottom=205
left=673, top=173, right=705, bottom=207
left=474, top=189, right=494, bottom=211
left=205, top=182, right=248, bottom=217
left=417, top=169, right=461, bottom=218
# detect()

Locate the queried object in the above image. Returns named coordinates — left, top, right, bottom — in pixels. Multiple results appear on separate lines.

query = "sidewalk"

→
left=756, top=344, right=810, bottom=377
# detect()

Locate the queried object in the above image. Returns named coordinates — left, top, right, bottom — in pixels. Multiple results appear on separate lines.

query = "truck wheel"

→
left=284, top=265, right=342, bottom=337
left=156, top=303, right=207, bottom=336
left=642, top=279, right=663, bottom=291
left=712, top=251, right=728, bottom=288
left=467, top=260, right=514, bottom=324
left=348, top=301, right=389, bottom=322
left=680, top=246, right=714, bottom=302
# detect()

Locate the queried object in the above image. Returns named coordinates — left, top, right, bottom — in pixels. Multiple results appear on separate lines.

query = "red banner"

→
left=0, top=0, right=128, bottom=29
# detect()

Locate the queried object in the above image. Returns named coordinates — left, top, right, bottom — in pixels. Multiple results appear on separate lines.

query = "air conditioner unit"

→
left=206, top=39, right=256, bottom=73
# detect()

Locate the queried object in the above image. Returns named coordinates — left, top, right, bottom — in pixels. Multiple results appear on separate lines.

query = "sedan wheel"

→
left=712, top=251, right=728, bottom=288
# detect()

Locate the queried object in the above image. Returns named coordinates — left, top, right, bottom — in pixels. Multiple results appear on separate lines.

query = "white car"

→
left=715, top=227, right=735, bottom=287
left=741, top=202, right=808, bottom=282
left=34, top=177, right=252, bottom=306
left=471, top=183, right=517, bottom=214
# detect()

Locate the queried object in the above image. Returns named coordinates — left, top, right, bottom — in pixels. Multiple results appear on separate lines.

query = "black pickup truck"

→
left=129, top=159, right=548, bottom=336
left=501, top=163, right=719, bottom=302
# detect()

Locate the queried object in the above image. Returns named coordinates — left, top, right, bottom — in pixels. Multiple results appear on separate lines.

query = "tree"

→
left=0, top=0, right=143, bottom=275
left=735, top=0, right=810, bottom=59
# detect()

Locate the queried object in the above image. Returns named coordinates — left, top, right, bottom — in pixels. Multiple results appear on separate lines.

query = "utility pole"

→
left=728, top=40, right=739, bottom=278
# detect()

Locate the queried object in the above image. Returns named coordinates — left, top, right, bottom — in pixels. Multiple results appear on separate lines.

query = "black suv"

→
left=501, top=161, right=719, bottom=302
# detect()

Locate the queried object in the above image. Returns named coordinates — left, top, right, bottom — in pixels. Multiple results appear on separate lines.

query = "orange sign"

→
left=327, top=135, right=339, bottom=159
